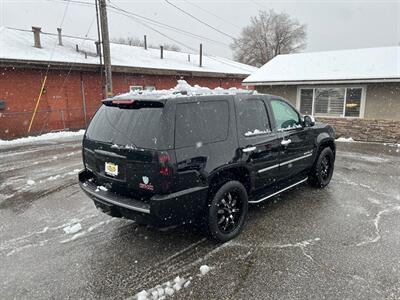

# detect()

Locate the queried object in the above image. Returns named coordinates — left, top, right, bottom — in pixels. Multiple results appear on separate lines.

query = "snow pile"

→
left=244, top=129, right=271, bottom=137
left=67, top=169, right=81, bottom=176
left=199, top=265, right=211, bottom=276
left=277, top=124, right=303, bottom=132
left=134, top=275, right=191, bottom=300
left=47, top=175, right=61, bottom=181
left=63, top=223, right=82, bottom=235
left=26, top=179, right=35, bottom=186
left=336, top=137, right=355, bottom=142
left=114, top=80, right=253, bottom=100
left=95, top=185, right=108, bottom=192
left=0, top=130, right=85, bottom=146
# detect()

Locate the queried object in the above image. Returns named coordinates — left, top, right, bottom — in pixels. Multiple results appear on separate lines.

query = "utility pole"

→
left=95, top=0, right=104, bottom=98
left=98, top=0, right=113, bottom=97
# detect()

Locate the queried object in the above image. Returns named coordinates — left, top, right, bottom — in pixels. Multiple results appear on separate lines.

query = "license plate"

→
left=105, top=162, right=118, bottom=177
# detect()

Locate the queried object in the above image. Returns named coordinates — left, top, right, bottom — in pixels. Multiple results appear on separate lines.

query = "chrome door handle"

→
left=281, top=139, right=292, bottom=146
left=242, top=146, right=256, bottom=153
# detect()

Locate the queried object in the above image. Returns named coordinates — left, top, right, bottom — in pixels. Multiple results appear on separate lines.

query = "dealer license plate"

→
left=105, top=162, right=118, bottom=177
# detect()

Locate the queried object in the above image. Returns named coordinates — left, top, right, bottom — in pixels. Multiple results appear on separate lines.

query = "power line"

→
left=45, top=0, right=230, bottom=47
left=44, top=0, right=251, bottom=73
left=106, top=2, right=250, bottom=72
left=182, top=0, right=241, bottom=30
left=108, top=7, right=198, bottom=53
left=107, top=1, right=230, bottom=47
left=56, top=15, right=97, bottom=96
left=249, top=0, right=267, bottom=10
left=163, top=0, right=235, bottom=40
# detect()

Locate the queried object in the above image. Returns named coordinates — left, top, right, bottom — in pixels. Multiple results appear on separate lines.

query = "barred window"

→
left=299, top=87, right=363, bottom=118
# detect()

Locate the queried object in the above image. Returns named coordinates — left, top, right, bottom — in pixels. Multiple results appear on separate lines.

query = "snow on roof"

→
left=113, top=79, right=253, bottom=100
left=243, top=46, right=400, bottom=85
left=0, top=26, right=257, bottom=76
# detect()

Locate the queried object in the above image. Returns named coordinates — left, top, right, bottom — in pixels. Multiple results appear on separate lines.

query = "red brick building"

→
left=0, top=27, right=256, bottom=139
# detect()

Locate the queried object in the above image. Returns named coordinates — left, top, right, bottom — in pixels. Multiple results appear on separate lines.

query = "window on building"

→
left=345, top=88, right=362, bottom=117
left=175, top=101, right=229, bottom=148
left=145, top=86, right=155, bottom=91
left=299, top=89, right=313, bottom=115
left=130, top=86, right=143, bottom=92
left=298, top=87, right=363, bottom=118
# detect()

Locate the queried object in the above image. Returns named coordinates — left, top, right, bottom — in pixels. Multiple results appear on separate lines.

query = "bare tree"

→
left=231, top=10, right=307, bottom=67
left=112, top=37, right=181, bottom=51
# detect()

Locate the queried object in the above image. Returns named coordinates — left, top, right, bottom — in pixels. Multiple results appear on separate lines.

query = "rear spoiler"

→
left=102, top=98, right=164, bottom=109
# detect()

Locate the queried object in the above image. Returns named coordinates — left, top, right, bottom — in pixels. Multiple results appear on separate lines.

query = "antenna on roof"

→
left=160, top=45, right=164, bottom=59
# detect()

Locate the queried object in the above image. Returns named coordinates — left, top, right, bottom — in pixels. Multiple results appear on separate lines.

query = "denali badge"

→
left=139, top=176, right=154, bottom=191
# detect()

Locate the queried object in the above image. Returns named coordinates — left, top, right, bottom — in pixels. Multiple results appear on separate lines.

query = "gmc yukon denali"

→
left=79, top=91, right=336, bottom=242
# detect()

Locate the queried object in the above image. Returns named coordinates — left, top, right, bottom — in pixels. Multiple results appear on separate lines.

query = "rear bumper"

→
left=78, top=169, right=208, bottom=226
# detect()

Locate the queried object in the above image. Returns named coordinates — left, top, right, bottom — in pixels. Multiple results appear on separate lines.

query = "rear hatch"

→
left=83, top=98, right=173, bottom=199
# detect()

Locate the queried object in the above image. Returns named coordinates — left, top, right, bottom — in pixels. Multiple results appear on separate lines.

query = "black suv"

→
left=79, top=92, right=335, bottom=242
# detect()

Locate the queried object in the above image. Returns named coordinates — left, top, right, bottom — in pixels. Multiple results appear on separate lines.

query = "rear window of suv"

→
left=175, top=101, right=229, bottom=148
left=86, top=105, right=163, bottom=149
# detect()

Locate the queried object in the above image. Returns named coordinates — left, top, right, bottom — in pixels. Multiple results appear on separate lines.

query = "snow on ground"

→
left=134, top=275, right=191, bottom=300
left=63, top=223, right=82, bottom=235
left=336, top=137, right=355, bottom=142
left=199, top=265, right=211, bottom=276
left=132, top=265, right=212, bottom=300
left=0, top=130, right=85, bottom=146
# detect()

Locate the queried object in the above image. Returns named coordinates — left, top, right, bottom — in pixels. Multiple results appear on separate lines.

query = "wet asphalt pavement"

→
left=1, top=137, right=400, bottom=299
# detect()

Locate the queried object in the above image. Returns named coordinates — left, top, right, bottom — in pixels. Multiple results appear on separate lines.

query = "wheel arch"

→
left=314, top=133, right=336, bottom=164
left=207, top=165, right=252, bottom=200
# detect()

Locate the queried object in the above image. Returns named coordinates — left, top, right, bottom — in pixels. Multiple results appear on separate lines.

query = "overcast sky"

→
left=1, top=0, right=399, bottom=59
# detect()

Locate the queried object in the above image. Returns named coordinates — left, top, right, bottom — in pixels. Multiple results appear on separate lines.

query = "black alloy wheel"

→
left=207, top=181, right=248, bottom=242
left=309, top=147, right=335, bottom=188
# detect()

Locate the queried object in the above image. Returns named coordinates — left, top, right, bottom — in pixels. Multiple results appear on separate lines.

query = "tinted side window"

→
left=175, top=101, right=229, bottom=148
left=270, top=100, right=301, bottom=130
left=237, top=99, right=270, bottom=137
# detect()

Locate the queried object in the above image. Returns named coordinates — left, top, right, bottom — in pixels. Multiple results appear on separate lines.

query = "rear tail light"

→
left=158, top=152, right=173, bottom=192
left=158, top=152, right=171, bottom=176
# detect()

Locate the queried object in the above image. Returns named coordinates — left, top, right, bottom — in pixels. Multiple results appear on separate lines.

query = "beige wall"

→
left=256, top=85, right=298, bottom=106
left=256, top=82, right=400, bottom=121
left=364, top=83, right=400, bottom=120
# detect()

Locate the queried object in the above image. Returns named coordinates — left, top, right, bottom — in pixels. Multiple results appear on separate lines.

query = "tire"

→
left=309, top=147, right=335, bottom=188
left=206, top=181, right=248, bottom=242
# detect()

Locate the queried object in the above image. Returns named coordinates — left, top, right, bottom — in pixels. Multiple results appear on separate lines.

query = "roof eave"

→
left=0, top=58, right=250, bottom=78
left=242, top=78, right=400, bottom=85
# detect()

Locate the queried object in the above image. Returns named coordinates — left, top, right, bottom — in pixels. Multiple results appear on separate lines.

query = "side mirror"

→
left=303, top=115, right=315, bottom=127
